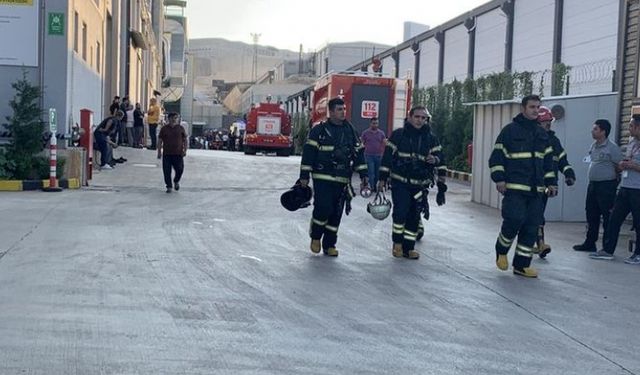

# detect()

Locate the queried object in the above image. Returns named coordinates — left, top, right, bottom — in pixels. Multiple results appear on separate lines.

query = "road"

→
left=0, top=147, right=638, bottom=374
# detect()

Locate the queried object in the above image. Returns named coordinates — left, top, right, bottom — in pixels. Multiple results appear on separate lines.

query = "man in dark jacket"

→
left=299, top=97, right=368, bottom=257
left=534, top=106, right=576, bottom=258
left=489, top=95, right=557, bottom=278
left=377, top=106, right=446, bottom=260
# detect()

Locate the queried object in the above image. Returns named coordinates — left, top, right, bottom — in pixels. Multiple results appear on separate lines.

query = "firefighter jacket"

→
left=489, top=114, right=558, bottom=194
left=548, top=130, right=576, bottom=180
left=299, top=120, right=368, bottom=184
left=379, top=121, right=446, bottom=187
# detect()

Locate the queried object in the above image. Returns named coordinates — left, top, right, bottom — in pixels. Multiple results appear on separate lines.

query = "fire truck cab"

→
left=310, top=71, right=412, bottom=136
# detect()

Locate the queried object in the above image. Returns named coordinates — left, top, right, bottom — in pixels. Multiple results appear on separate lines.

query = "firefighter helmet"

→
left=280, top=182, right=313, bottom=211
left=367, top=191, right=392, bottom=220
left=537, top=106, right=554, bottom=122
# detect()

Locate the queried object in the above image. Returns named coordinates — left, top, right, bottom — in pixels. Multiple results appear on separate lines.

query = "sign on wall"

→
left=48, top=12, right=64, bottom=36
left=0, top=0, right=39, bottom=67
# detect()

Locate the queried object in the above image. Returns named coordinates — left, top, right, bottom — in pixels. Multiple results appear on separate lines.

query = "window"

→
left=96, top=42, right=101, bottom=73
left=82, top=22, right=87, bottom=61
left=73, top=12, right=78, bottom=52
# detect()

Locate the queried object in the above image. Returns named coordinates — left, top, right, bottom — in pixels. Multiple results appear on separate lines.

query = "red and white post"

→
left=43, top=108, right=62, bottom=192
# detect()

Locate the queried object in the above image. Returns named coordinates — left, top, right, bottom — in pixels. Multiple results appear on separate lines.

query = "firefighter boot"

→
left=324, top=247, right=339, bottom=257
left=513, top=266, right=538, bottom=278
left=404, top=250, right=420, bottom=260
left=496, top=253, right=509, bottom=271
left=537, top=226, right=551, bottom=258
left=310, top=239, right=321, bottom=254
left=392, top=243, right=403, bottom=258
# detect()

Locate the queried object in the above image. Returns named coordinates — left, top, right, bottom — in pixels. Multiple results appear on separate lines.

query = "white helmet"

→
left=367, top=191, right=392, bottom=220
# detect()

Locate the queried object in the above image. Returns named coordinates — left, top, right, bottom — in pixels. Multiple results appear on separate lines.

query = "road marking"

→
left=132, top=163, right=158, bottom=168
left=213, top=218, right=226, bottom=222
left=240, top=255, right=262, bottom=262
left=192, top=221, right=203, bottom=225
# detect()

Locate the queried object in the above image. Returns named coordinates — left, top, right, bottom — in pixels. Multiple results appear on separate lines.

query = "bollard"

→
left=43, top=108, right=62, bottom=192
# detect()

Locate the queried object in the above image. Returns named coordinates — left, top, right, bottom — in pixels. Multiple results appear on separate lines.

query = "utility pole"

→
left=250, top=33, right=261, bottom=82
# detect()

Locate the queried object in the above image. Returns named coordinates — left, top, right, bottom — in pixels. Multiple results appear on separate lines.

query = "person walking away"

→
left=299, top=97, right=368, bottom=257
left=534, top=106, right=576, bottom=258
left=488, top=95, right=557, bottom=278
left=590, top=116, right=640, bottom=264
left=377, top=106, right=446, bottom=260
left=147, top=98, right=161, bottom=150
left=361, top=117, right=386, bottom=191
left=157, top=113, right=187, bottom=193
left=573, top=119, right=623, bottom=252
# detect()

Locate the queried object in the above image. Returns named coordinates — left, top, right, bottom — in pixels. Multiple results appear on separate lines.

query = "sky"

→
left=185, top=0, right=491, bottom=52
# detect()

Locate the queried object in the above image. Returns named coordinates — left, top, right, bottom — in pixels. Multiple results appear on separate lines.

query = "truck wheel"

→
left=244, top=147, right=256, bottom=155
left=276, top=149, right=290, bottom=157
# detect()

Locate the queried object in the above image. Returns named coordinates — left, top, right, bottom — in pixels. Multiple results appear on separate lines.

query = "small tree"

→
left=5, top=73, right=43, bottom=179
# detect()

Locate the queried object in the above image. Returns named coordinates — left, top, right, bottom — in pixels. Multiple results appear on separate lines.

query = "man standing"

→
left=157, top=112, right=187, bottom=193
left=361, top=117, right=386, bottom=191
left=133, top=103, right=144, bottom=148
left=534, top=106, right=576, bottom=258
left=299, top=97, right=368, bottom=257
left=573, top=119, right=623, bottom=252
left=147, top=98, right=161, bottom=150
left=489, top=95, right=557, bottom=278
left=377, top=106, right=446, bottom=260
left=109, top=96, right=120, bottom=116
left=590, top=116, right=640, bottom=264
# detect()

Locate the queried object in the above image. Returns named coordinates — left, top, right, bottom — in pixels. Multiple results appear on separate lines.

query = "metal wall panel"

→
left=398, top=47, right=414, bottom=80
left=418, top=38, right=439, bottom=88
left=443, top=24, right=469, bottom=83
left=382, top=56, right=394, bottom=76
left=512, top=0, right=554, bottom=73
left=562, top=0, right=619, bottom=95
left=474, top=8, right=507, bottom=77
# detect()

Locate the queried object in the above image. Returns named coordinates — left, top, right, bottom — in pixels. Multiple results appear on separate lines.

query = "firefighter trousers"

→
left=310, top=180, right=347, bottom=250
left=495, top=191, right=544, bottom=269
left=391, top=183, right=422, bottom=253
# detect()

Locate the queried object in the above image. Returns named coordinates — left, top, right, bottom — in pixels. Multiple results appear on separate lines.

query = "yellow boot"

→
left=324, top=247, right=339, bottom=257
left=392, top=243, right=403, bottom=258
left=404, top=250, right=420, bottom=260
left=513, top=267, right=538, bottom=278
left=496, top=254, right=508, bottom=271
left=310, top=239, right=321, bottom=254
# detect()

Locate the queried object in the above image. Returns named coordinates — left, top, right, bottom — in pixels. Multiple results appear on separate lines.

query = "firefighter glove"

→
left=436, top=181, right=447, bottom=206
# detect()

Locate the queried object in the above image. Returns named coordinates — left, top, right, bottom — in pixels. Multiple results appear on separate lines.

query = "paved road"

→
left=0, top=147, right=638, bottom=374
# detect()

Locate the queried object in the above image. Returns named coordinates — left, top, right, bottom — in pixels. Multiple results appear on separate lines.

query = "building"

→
left=0, top=0, right=164, bottom=137
left=617, top=0, right=639, bottom=144
left=313, top=41, right=391, bottom=76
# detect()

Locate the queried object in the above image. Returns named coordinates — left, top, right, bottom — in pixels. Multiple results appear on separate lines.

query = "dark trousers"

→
left=585, top=180, right=618, bottom=248
left=162, top=155, right=184, bottom=189
left=391, top=182, right=422, bottom=253
left=133, top=126, right=143, bottom=146
left=94, top=132, right=109, bottom=166
left=149, top=124, right=158, bottom=148
left=310, top=180, right=346, bottom=250
left=116, top=121, right=124, bottom=145
left=495, top=192, right=544, bottom=269
left=365, top=154, right=382, bottom=190
left=603, top=187, right=640, bottom=255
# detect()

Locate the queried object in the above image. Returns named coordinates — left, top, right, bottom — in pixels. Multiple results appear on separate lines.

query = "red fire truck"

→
left=244, top=102, right=293, bottom=156
left=310, top=71, right=412, bottom=135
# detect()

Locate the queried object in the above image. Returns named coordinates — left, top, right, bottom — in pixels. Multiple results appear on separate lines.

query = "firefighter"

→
left=534, top=106, right=576, bottom=258
left=489, top=95, right=557, bottom=278
left=377, top=106, right=446, bottom=259
left=299, top=97, right=368, bottom=257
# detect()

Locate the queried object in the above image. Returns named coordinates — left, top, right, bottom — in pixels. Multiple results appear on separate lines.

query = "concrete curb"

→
left=0, top=178, right=80, bottom=191
left=446, top=169, right=472, bottom=183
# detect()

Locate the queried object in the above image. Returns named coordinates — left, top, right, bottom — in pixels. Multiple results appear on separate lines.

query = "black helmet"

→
left=281, top=181, right=313, bottom=211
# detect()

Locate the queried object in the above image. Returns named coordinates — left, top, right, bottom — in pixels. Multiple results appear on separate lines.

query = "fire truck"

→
left=310, top=71, right=412, bottom=136
left=244, top=102, right=293, bottom=156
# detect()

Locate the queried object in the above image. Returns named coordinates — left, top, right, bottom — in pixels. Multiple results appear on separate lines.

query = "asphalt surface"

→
left=0, top=147, right=638, bottom=375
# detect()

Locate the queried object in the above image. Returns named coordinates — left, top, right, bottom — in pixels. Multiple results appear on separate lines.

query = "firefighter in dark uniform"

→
left=534, top=106, right=576, bottom=258
left=489, top=95, right=557, bottom=278
left=377, top=106, right=446, bottom=259
left=299, top=98, right=368, bottom=257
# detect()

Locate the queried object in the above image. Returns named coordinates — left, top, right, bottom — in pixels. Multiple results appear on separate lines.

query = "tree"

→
left=5, top=73, right=44, bottom=179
